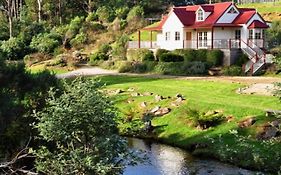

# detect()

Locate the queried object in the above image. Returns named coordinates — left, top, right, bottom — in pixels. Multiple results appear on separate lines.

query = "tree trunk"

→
left=37, top=0, right=42, bottom=22
left=88, top=0, right=92, bottom=14
left=7, top=0, right=13, bottom=38
left=58, top=0, right=62, bottom=24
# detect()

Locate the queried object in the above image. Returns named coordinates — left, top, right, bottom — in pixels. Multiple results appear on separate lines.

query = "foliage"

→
left=0, top=37, right=26, bottom=60
left=182, top=61, right=206, bottom=75
left=173, top=49, right=197, bottom=62
left=96, top=6, right=115, bottom=23
left=126, top=49, right=154, bottom=62
left=89, top=52, right=109, bottom=63
left=24, top=53, right=52, bottom=66
left=30, top=33, right=60, bottom=54
left=159, top=53, right=184, bottom=62
left=112, top=34, right=130, bottom=60
left=235, top=53, right=249, bottom=66
left=156, top=49, right=169, bottom=61
left=126, top=6, right=144, bottom=22
left=86, top=12, right=98, bottom=22
left=206, top=49, right=224, bottom=67
left=70, top=32, right=88, bottom=47
left=33, top=78, right=136, bottom=174
left=195, top=49, right=207, bottom=62
left=222, top=66, right=243, bottom=76
left=266, top=20, right=281, bottom=48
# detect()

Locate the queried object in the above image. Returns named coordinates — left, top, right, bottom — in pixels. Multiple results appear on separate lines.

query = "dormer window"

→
left=197, top=9, right=204, bottom=21
left=227, top=7, right=238, bottom=14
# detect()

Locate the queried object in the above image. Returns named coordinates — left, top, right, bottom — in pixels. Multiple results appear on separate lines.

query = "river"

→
left=124, top=138, right=262, bottom=175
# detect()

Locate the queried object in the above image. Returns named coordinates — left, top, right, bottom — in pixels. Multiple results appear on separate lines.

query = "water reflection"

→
left=124, top=138, right=259, bottom=175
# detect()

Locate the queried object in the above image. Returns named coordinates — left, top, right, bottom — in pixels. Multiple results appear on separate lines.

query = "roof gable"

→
left=248, top=20, right=269, bottom=29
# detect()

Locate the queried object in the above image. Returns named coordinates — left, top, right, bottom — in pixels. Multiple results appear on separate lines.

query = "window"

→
left=175, top=31, right=180, bottom=41
left=197, top=9, right=204, bottom=21
left=227, top=7, right=238, bottom=14
left=198, top=31, right=207, bottom=47
left=249, top=29, right=253, bottom=39
left=235, top=30, right=241, bottom=39
left=165, top=32, right=170, bottom=41
left=255, top=30, right=261, bottom=39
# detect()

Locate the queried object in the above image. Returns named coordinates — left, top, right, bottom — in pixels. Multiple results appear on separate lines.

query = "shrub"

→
left=91, top=22, right=106, bottom=32
left=47, top=56, right=67, bottom=67
left=126, top=49, right=154, bottom=62
left=206, top=49, right=224, bottom=67
left=222, top=66, right=243, bottom=76
left=115, top=7, right=130, bottom=19
left=159, top=53, right=184, bottom=62
left=156, top=49, right=169, bottom=61
left=70, top=32, right=87, bottom=47
left=99, top=44, right=112, bottom=55
left=89, top=52, right=109, bottom=63
left=195, top=49, right=207, bottom=62
left=30, top=33, right=60, bottom=54
left=112, top=35, right=129, bottom=59
left=86, top=12, right=98, bottom=22
left=0, top=37, right=26, bottom=60
left=154, top=62, right=183, bottom=75
left=24, top=53, right=52, bottom=66
left=186, top=108, right=226, bottom=129
left=96, top=6, right=115, bottom=23
left=235, top=53, right=249, bottom=66
left=118, top=61, right=133, bottom=73
left=126, top=6, right=144, bottom=22
left=173, top=49, right=197, bottom=62
left=183, top=61, right=207, bottom=75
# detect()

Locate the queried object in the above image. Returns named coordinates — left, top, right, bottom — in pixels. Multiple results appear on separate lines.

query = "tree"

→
left=33, top=78, right=137, bottom=175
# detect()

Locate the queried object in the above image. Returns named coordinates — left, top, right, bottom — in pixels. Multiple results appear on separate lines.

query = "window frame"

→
left=175, top=31, right=180, bottom=41
left=227, top=7, right=238, bottom=14
left=249, top=29, right=253, bottom=39
left=197, top=9, right=204, bottom=21
left=165, top=32, right=170, bottom=41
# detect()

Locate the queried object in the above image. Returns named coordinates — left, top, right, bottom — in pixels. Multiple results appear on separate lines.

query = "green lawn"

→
left=238, top=1, right=281, bottom=13
left=100, top=75, right=281, bottom=173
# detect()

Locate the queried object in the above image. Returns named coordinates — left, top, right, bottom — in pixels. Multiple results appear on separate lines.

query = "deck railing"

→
left=128, top=39, right=241, bottom=49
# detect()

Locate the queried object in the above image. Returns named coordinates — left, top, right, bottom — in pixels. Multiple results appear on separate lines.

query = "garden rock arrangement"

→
left=236, top=83, right=276, bottom=96
left=257, top=120, right=281, bottom=140
left=238, top=117, right=256, bottom=128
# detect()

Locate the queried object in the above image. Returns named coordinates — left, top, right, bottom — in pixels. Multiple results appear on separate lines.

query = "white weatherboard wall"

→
left=216, top=5, right=239, bottom=23
left=213, top=28, right=235, bottom=39
left=160, top=12, right=184, bottom=50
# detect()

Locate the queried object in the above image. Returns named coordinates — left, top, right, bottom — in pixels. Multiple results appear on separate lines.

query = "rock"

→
left=72, top=50, right=81, bottom=58
left=131, top=92, right=140, bottom=97
left=143, top=92, right=153, bottom=96
left=140, top=102, right=147, bottom=108
left=115, top=89, right=124, bottom=94
left=258, top=126, right=278, bottom=140
left=155, top=95, right=164, bottom=102
left=171, top=97, right=185, bottom=107
left=175, top=93, right=183, bottom=98
left=127, top=99, right=134, bottom=103
left=127, top=87, right=135, bottom=92
left=175, top=97, right=185, bottom=103
left=154, top=108, right=171, bottom=116
left=150, top=106, right=160, bottom=113
left=270, top=120, right=281, bottom=128
left=238, top=117, right=256, bottom=128
left=265, top=109, right=281, bottom=117
left=205, top=110, right=223, bottom=116
left=226, top=115, right=235, bottom=122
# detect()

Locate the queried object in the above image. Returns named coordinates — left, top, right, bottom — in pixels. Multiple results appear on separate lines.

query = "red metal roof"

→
left=248, top=20, right=269, bottom=29
left=143, top=2, right=266, bottom=30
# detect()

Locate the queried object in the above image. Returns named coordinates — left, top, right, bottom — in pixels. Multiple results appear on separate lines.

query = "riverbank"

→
left=100, top=75, right=281, bottom=174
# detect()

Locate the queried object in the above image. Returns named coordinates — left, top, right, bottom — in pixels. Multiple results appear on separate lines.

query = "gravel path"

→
left=57, top=67, right=281, bottom=96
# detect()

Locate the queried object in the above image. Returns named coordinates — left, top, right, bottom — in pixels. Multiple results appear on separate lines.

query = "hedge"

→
left=126, top=49, right=155, bottom=62
left=206, top=49, right=224, bottom=67
left=159, top=53, right=184, bottom=62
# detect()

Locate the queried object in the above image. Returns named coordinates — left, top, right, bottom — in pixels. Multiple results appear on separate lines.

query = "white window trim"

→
left=165, top=32, right=170, bottom=41
left=196, top=8, right=205, bottom=21
left=227, top=6, right=239, bottom=14
left=175, top=31, right=180, bottom=41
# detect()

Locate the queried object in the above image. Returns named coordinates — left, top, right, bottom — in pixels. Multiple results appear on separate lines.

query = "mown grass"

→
left=100, top=75, right=281, bottom=173
left=238, top=2, right=281, bottom=21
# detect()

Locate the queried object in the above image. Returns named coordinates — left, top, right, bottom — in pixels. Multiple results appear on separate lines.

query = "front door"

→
left=185, top=32, right=192, bottom=48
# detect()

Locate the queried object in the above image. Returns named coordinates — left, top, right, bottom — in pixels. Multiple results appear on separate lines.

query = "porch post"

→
left=138, top=30, right=141, bottom=49
left=150, top=31, right=153, bottom=49
left=196, top=30, right=198, bottom=49
left=211, top=27, right=214, bottom=49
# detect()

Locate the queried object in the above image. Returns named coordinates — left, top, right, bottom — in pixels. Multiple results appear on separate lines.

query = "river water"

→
left=124, top=138, right=261, bottom=175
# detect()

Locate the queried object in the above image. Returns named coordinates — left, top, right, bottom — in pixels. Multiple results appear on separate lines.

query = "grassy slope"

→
left=130, top=22, right=159, bottom=41
left=238, top=2, right=281, bottom=21
left=101, top=75, right=281, bottom=173
left=27, top=64, right=69, bottom=74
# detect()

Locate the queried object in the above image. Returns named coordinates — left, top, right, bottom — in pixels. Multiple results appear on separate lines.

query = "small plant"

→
left=156, top=49, right=169, bottom=61
left=206, top=49, right=224, bottom=67
left=222, top=66, right=243, bottom=76
left=173, top=49, right=197, bottom=62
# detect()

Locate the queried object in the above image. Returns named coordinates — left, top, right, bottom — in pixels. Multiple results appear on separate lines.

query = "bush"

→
left=118, top=61, right=133, bottom=73
left=235, top=53, right=249, bottom=66
left=126, top=6, right=144, bottom=22
left=156, top=49, right=169, bottom=61
left=86, top=12, right=98, bottom=22
left=99, top=44, right=112, bottom=55
left=195, top=49, right=207, bottom=62
left=182, top=61, right=207, bottom=75
left=89, top=52, right=109, bottom=63
left=126, top=49, right=154, bottom=62
left=47, top=56, right=67, bottom=67
left=30, top=33, right=60, bottom=54
left=0, top=37, right=26, bottom=60
left=91, top=22, right=106, bottom=32
left=159, top=53, right=184, bottom=62
left=173, top=49, right=197, bottom=62
left=112, top=35, right=129, bottom=59
left=96, top=6, right=115, bottom=23
left=24, top=53, right=52, bottom=66
left=222, top=66, right=243, bottom=76
left=154, top=62, right=183, bottom=75
left=186, top=108, right=226, bottom=129
left=206, top=49, right=224, bottom=67
left=70, top=32, right=87, bottom=47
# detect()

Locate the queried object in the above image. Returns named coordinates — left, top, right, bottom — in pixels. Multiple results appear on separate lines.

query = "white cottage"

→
left=128, top=2, right=272, bottom=74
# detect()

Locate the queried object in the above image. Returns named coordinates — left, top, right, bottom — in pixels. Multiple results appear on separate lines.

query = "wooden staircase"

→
left=241, top=40, right=272, bottom=75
